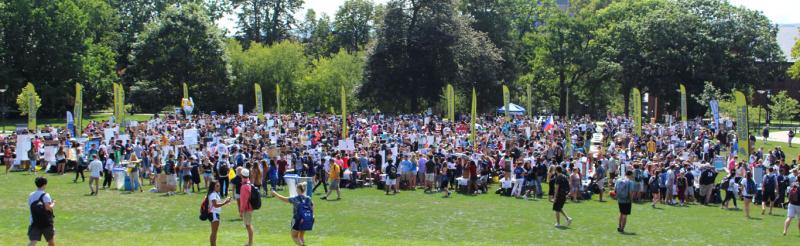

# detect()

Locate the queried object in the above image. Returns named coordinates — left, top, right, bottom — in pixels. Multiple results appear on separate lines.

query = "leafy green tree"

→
left=790, top=34, right=800, bottom=80
left=16, top=83, right=42, bottom=116
left=127, top=3, right=232, bottom=112
left=226, top=40, right=307, bottom=112
left=361, top=0, right=502, bottom=112
left=305, top=13, right=334, bottom=59
left=234, top=0, right=304, bottom=46
left=769, top=90, right=799, bottom=123
left=300, top=49, right=365, bottom=111
left=333, top=0, right=375, bottom=52
left=1, top=0, right=90, bottom=115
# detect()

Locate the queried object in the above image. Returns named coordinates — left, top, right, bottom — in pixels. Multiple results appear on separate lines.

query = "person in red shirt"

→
left=238, top=169, right=254, bottom=246
left=468, top=160, right=478, bottom=194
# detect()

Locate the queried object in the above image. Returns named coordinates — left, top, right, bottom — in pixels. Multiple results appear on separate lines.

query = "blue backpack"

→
left=294, top=196, right=314, bottom=231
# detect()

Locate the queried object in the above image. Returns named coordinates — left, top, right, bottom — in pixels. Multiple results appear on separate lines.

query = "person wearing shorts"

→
left=552, top=167, right=572, bottom=228
left=207, top=180, right=231, bottom=246
left=322, top=160, right=341, bottom=200
left=28, top=177, right=56, bottom=246
left=615, top=170, right=635, bottom=233
left=784, top=186, right=800, bottom=235
left=238, top=169, right=254, bottom=246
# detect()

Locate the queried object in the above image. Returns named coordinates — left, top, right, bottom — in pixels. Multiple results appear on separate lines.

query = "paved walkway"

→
left=755, top=130, right=794, bottom=143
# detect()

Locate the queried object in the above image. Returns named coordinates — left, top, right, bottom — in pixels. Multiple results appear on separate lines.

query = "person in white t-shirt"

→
left=88, top=155, right=103, bottom=195
left=206, top=180, right=231, bottom=246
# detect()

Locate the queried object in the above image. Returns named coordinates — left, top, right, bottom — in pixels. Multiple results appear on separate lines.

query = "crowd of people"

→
left=5, top=110, right=800, bottom=245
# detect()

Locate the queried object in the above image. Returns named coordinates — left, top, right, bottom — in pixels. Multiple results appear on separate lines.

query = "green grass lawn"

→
left=0, top=113, right=153, bottom=131
left=752, top=140, right=800, bottom=164
left=1, top=172, right=798, bottom=245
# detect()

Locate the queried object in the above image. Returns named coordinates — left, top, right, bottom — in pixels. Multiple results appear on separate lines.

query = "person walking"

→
left=207, top=180, right=232, bottom=246
left=615, top=170, right=635, bottom=233
left=721, top=172, right=738, bottom=210
left=784, top=181, right=800, bottom=236
left=71, top=146, right=85, bottom=183
left=552, top=166, right=573, bottom=228
left=88, top=155, right=103, bottom=196
left=741, top=171, right=756, bottom=218
left=238, top=169, right=255, bottom=246
left=272, top=183, right=315, bottom=246
left=102, top=151, right=114, bottom=189
left=322, top=159, right=341, bottom=200
left=789, top=129, right=795, bottom=147
left=28, top=177, right=56, bottom=246
left=762, top=167, right=779, bottom=215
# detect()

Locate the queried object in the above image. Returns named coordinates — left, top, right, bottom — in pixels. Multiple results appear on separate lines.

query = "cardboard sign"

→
left=183, top=129, right=199, bottom=146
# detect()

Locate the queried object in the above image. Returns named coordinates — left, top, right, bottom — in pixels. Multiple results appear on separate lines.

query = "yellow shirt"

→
left=329, top=164, right=341, bottom=181
left=646, top=141, right=656, bottom=153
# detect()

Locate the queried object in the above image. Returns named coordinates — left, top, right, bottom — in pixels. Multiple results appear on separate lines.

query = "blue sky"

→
left=218, top=0, right=800, bottom=33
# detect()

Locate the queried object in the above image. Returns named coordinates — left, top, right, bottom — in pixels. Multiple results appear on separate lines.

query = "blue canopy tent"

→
left=496, top=103, right=526, bottom=115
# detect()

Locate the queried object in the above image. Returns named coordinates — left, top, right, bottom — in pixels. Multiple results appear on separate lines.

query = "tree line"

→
left=0, top=0, right=793, bottom=118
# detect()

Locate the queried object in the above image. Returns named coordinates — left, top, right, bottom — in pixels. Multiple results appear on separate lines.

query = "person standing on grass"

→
left=322, top=159, right=341, bottom=200
left=615, top=170, right=635, bottom=233
left=440, top=162, right=452, bottom=198
left=762, top=167, right=779, bottom=215
left=784, top=179, right=800, bottom=235
left=28, top=177, right=56, bottom=246
left=552, top=166, right=573, bottom=228
left=207, top=180, right=232, bottom=246
left=789, top=129, right=795, bottom=147
left=272, top=183, right=314, bottom=246
left=88, top=155, right=103, bottom=196
left=102, top=150, right=115, bottom=189
left=741, top=171, right=756, bottom=219
left=649, top=170, right=661, bottom=208
left=4, top=144, right=13, bottom=175
left=238, top=168, right=255, bottom=246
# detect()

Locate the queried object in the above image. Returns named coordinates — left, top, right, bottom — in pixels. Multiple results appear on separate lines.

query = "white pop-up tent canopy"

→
left=496, top=103, right=526, bottom=115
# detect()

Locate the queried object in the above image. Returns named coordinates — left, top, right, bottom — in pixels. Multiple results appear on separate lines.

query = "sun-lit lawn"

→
left=752, top=140, right=800, bottom=164
left=1, top=170, right=798, bottom=245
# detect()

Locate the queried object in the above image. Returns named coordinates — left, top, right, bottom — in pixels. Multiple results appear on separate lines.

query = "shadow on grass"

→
left=555, top=226, right=572, bottom=230
left=620, top=231, right=637, bottom=236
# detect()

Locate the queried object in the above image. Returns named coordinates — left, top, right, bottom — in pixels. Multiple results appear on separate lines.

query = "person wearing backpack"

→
left=720, top=172, right=738, bottom=210
left=552, top=166, right=573, bottom=228
left=783, top=181, right=800, bottom=236
left=206, top=180, right=231, bottom=246
left=762, top=167, right=780, bottom=215
left=238, top=168, right=255, bottom=246
left=28, top=176, right=56, bottom=246
left=615, top=170, right=635, bottom=233
left=740, top=171, right=757, bottom=218
left=272, top=183, right=315, bottom=246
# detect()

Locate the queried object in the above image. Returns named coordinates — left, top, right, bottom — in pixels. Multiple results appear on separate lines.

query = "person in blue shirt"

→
left=399, top=155, right=413, bottom=190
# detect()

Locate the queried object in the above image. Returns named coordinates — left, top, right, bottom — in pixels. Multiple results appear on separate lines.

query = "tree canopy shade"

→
left=234, top=0, right=305, bottom=46
left=360, top=0, right=502, bottom=113
left=126, top=2, right=232, bottom=113
left=0, top=0, right=118, bottom=115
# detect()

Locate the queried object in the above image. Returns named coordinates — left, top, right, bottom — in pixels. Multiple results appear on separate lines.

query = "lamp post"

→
left=756, top=89, right=772, bottom=131
left=0, top=85, right=7, bottom=134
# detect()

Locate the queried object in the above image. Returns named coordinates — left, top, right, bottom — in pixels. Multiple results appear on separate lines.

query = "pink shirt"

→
left=239, top=178, right=252, bottom=213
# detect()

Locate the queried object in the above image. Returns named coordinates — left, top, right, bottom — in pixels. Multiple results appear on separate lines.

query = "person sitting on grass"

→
left=272, top=183, right=315, bottom=246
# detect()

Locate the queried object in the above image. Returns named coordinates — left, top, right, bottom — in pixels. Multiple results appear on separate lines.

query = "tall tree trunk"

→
left=558, top=70, right=566, bottom=117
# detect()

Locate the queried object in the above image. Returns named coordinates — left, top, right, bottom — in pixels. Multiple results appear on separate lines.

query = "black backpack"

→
left=30, top=193, right=54, bottom=228
left=248, top=184, right=261, bottom=210
left=720, top=178, right=729, bottom=190
left=387, top=164, right=397, bottom=179
left=763, top=174, right=776, bottom=191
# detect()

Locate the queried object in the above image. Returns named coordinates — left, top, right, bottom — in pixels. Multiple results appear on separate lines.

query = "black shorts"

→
left=763, top=191, right=776, bottom=203
left=553, top=197, right=566, bottom=212
left=659, top=187, right=666, bottom=195
left=618, top=203, right=632, bottom=215
left=183, top=175, right=192, bottom=181
left=28, top=225, right=55, bottom=242
left=440, top=177, right=450, bottom=189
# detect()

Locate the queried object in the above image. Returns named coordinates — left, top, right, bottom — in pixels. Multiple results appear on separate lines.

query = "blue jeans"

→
left=534, top=176, right=543, bottom=196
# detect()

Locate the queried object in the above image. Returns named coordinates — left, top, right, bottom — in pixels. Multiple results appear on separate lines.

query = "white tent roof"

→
left=497, top=103, right=526, bottom=113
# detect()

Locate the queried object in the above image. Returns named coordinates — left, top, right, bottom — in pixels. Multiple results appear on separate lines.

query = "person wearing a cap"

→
left=238, top=168, right=255, bottom=246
